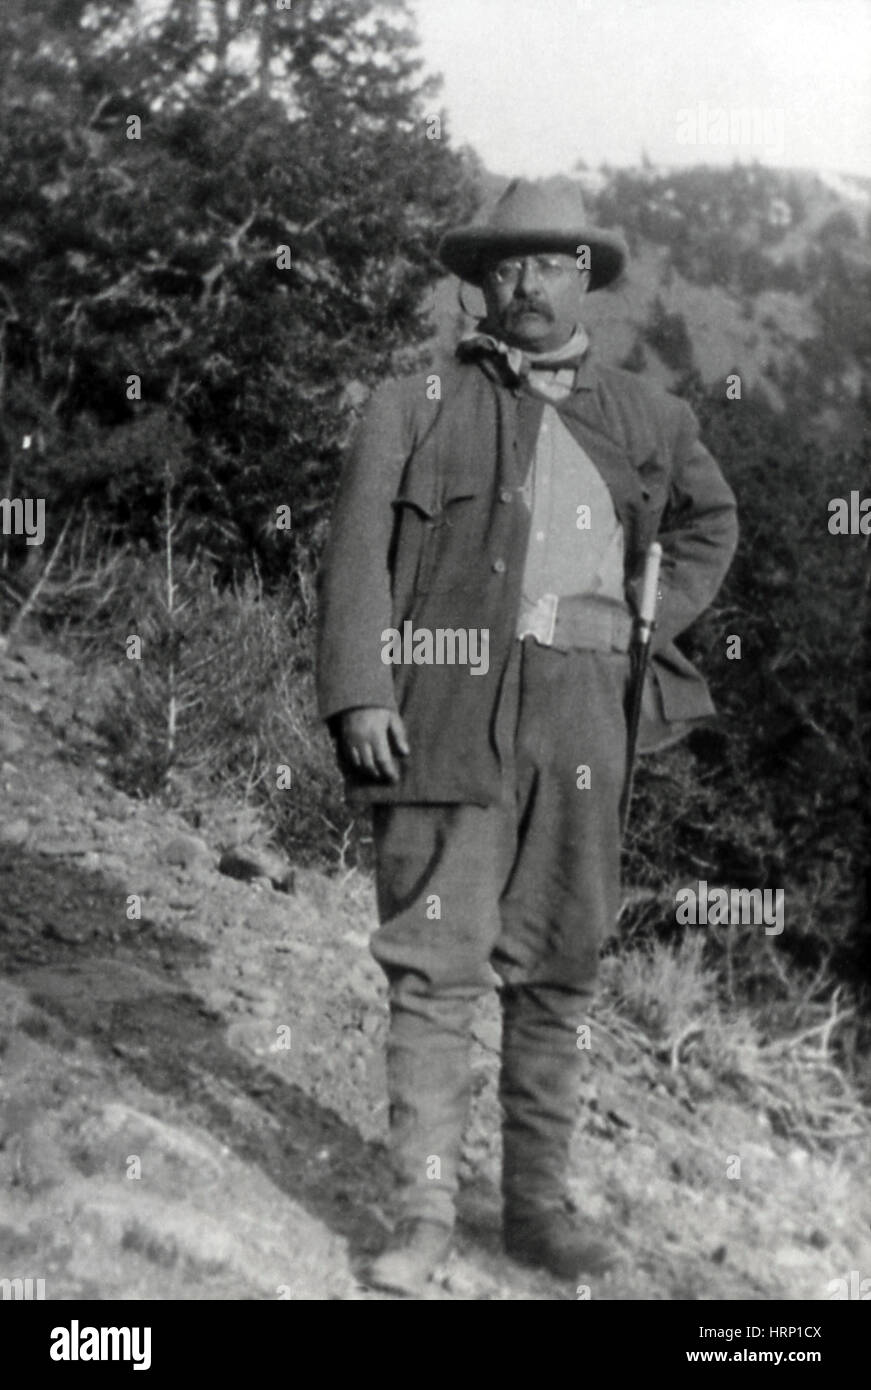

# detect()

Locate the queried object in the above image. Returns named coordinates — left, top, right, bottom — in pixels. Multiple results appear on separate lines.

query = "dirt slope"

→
left=1, top=639, right=869, bottom=1301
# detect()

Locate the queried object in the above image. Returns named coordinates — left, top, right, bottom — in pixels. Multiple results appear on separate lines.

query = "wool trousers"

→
left=371, top=636, right=631, bottom=994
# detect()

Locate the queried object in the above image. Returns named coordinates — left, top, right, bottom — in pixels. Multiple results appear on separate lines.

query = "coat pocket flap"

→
left=392, top=470, right=479, bottom=519
left=650, top=643, right=716, bottom=722
left=442, top=478, right=480, bottom=505
left=391, top=465, right=437, bottom=518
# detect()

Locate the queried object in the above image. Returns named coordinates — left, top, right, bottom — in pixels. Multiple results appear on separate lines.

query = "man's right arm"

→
left=316, top=381, right=415, bottom=778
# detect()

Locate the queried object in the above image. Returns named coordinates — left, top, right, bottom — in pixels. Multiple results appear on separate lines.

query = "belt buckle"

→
left=518, top=592, right=558, bottom=646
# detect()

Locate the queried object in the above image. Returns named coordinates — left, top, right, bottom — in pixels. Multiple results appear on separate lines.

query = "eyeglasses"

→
left=487, top=256, right=574, bottom=286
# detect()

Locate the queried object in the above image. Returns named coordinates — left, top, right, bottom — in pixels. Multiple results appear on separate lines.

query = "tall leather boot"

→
left=500, top=983, right=614, bottom=1281
left=365, top=985, right=475, bottom=1297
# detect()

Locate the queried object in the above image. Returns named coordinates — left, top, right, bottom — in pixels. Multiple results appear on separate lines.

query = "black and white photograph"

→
left=1, top=0, right=870, bottom=1337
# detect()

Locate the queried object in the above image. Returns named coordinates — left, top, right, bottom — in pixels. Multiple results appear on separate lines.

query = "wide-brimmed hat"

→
left=438, top=176, right=628, bottom=292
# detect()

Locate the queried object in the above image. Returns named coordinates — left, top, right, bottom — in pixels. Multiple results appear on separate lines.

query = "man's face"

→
left=480, top=251, right=589, bottom=352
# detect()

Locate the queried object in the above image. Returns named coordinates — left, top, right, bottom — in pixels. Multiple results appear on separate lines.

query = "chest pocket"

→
left=391, top=468, right=481, bottom=595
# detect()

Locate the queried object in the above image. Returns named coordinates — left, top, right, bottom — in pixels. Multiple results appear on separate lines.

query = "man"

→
left=317, top=178, right=738, bottom=1296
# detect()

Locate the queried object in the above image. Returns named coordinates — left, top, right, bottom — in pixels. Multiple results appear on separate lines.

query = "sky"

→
left=409, top=0, right=871, bottom=180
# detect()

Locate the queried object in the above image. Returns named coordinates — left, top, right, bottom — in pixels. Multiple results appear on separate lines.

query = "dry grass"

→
left=595, top=939, right=868, bottom=1156
left=64, top=548, right=354, bottom=867
left=606, top=933, right=717, bottom=1040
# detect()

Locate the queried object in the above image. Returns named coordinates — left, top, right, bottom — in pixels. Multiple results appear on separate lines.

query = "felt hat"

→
left=438, top=176, right=628, bottom=292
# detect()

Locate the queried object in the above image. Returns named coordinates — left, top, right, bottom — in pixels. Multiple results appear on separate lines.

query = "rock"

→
left=161, top=835, right=212, bottom=869
left=218, top=846, right=295, bottom=893
left=73, top=699, right=103, bottom=731
left=44, top=707, right=72, bottom=740
left=0, top=724, right=27, bottom=756
left=97, top=791, right=134, bottom=822
left=34, top=839, right=94, bottom=857
left=0, top=818, right=30, bottom=846
left=42, top=920, right=88, bottom=944
left=685, top=1064, right=715, bottom=1098
left=111, top=1040, right=151, bottom=1063
left=120, top=1224, right=180, bottom=1270
left=3, top=686, right=45, bottom=714
left=0, top=656, right=27, bottom=683
left=441, top=1262, right=488, bottom=1298
left=7, top=1123, right=72, bottom=1194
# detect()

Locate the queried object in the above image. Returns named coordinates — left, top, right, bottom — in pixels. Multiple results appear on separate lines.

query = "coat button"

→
left=492, top=558, right=506, bottom=574
left=499, top=490, right=513, bottom=504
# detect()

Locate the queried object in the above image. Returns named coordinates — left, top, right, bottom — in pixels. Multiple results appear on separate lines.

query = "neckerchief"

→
left=457, top=323, right=590, bottom=383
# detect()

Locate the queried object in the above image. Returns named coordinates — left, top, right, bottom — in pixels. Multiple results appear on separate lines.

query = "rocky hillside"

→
left=1, top=636, right=869, bottom=1300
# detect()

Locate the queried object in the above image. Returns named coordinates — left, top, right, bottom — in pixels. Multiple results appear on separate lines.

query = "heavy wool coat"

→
left=316, top=350, right=738, bottom=805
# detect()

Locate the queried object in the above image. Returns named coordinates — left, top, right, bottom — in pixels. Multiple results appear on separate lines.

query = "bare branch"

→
left=4, top=512, right=73, bottom=643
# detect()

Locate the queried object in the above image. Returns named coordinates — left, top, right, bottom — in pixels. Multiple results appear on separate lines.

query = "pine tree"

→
left=0, top=0, right=481, bottom=579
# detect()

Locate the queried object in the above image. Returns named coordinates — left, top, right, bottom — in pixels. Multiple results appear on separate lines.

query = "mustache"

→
left=506, top=299, right=553, bottom=319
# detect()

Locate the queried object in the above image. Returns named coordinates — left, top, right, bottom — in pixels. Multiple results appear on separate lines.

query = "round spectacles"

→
left=487, top=256, right=574, bottom=286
